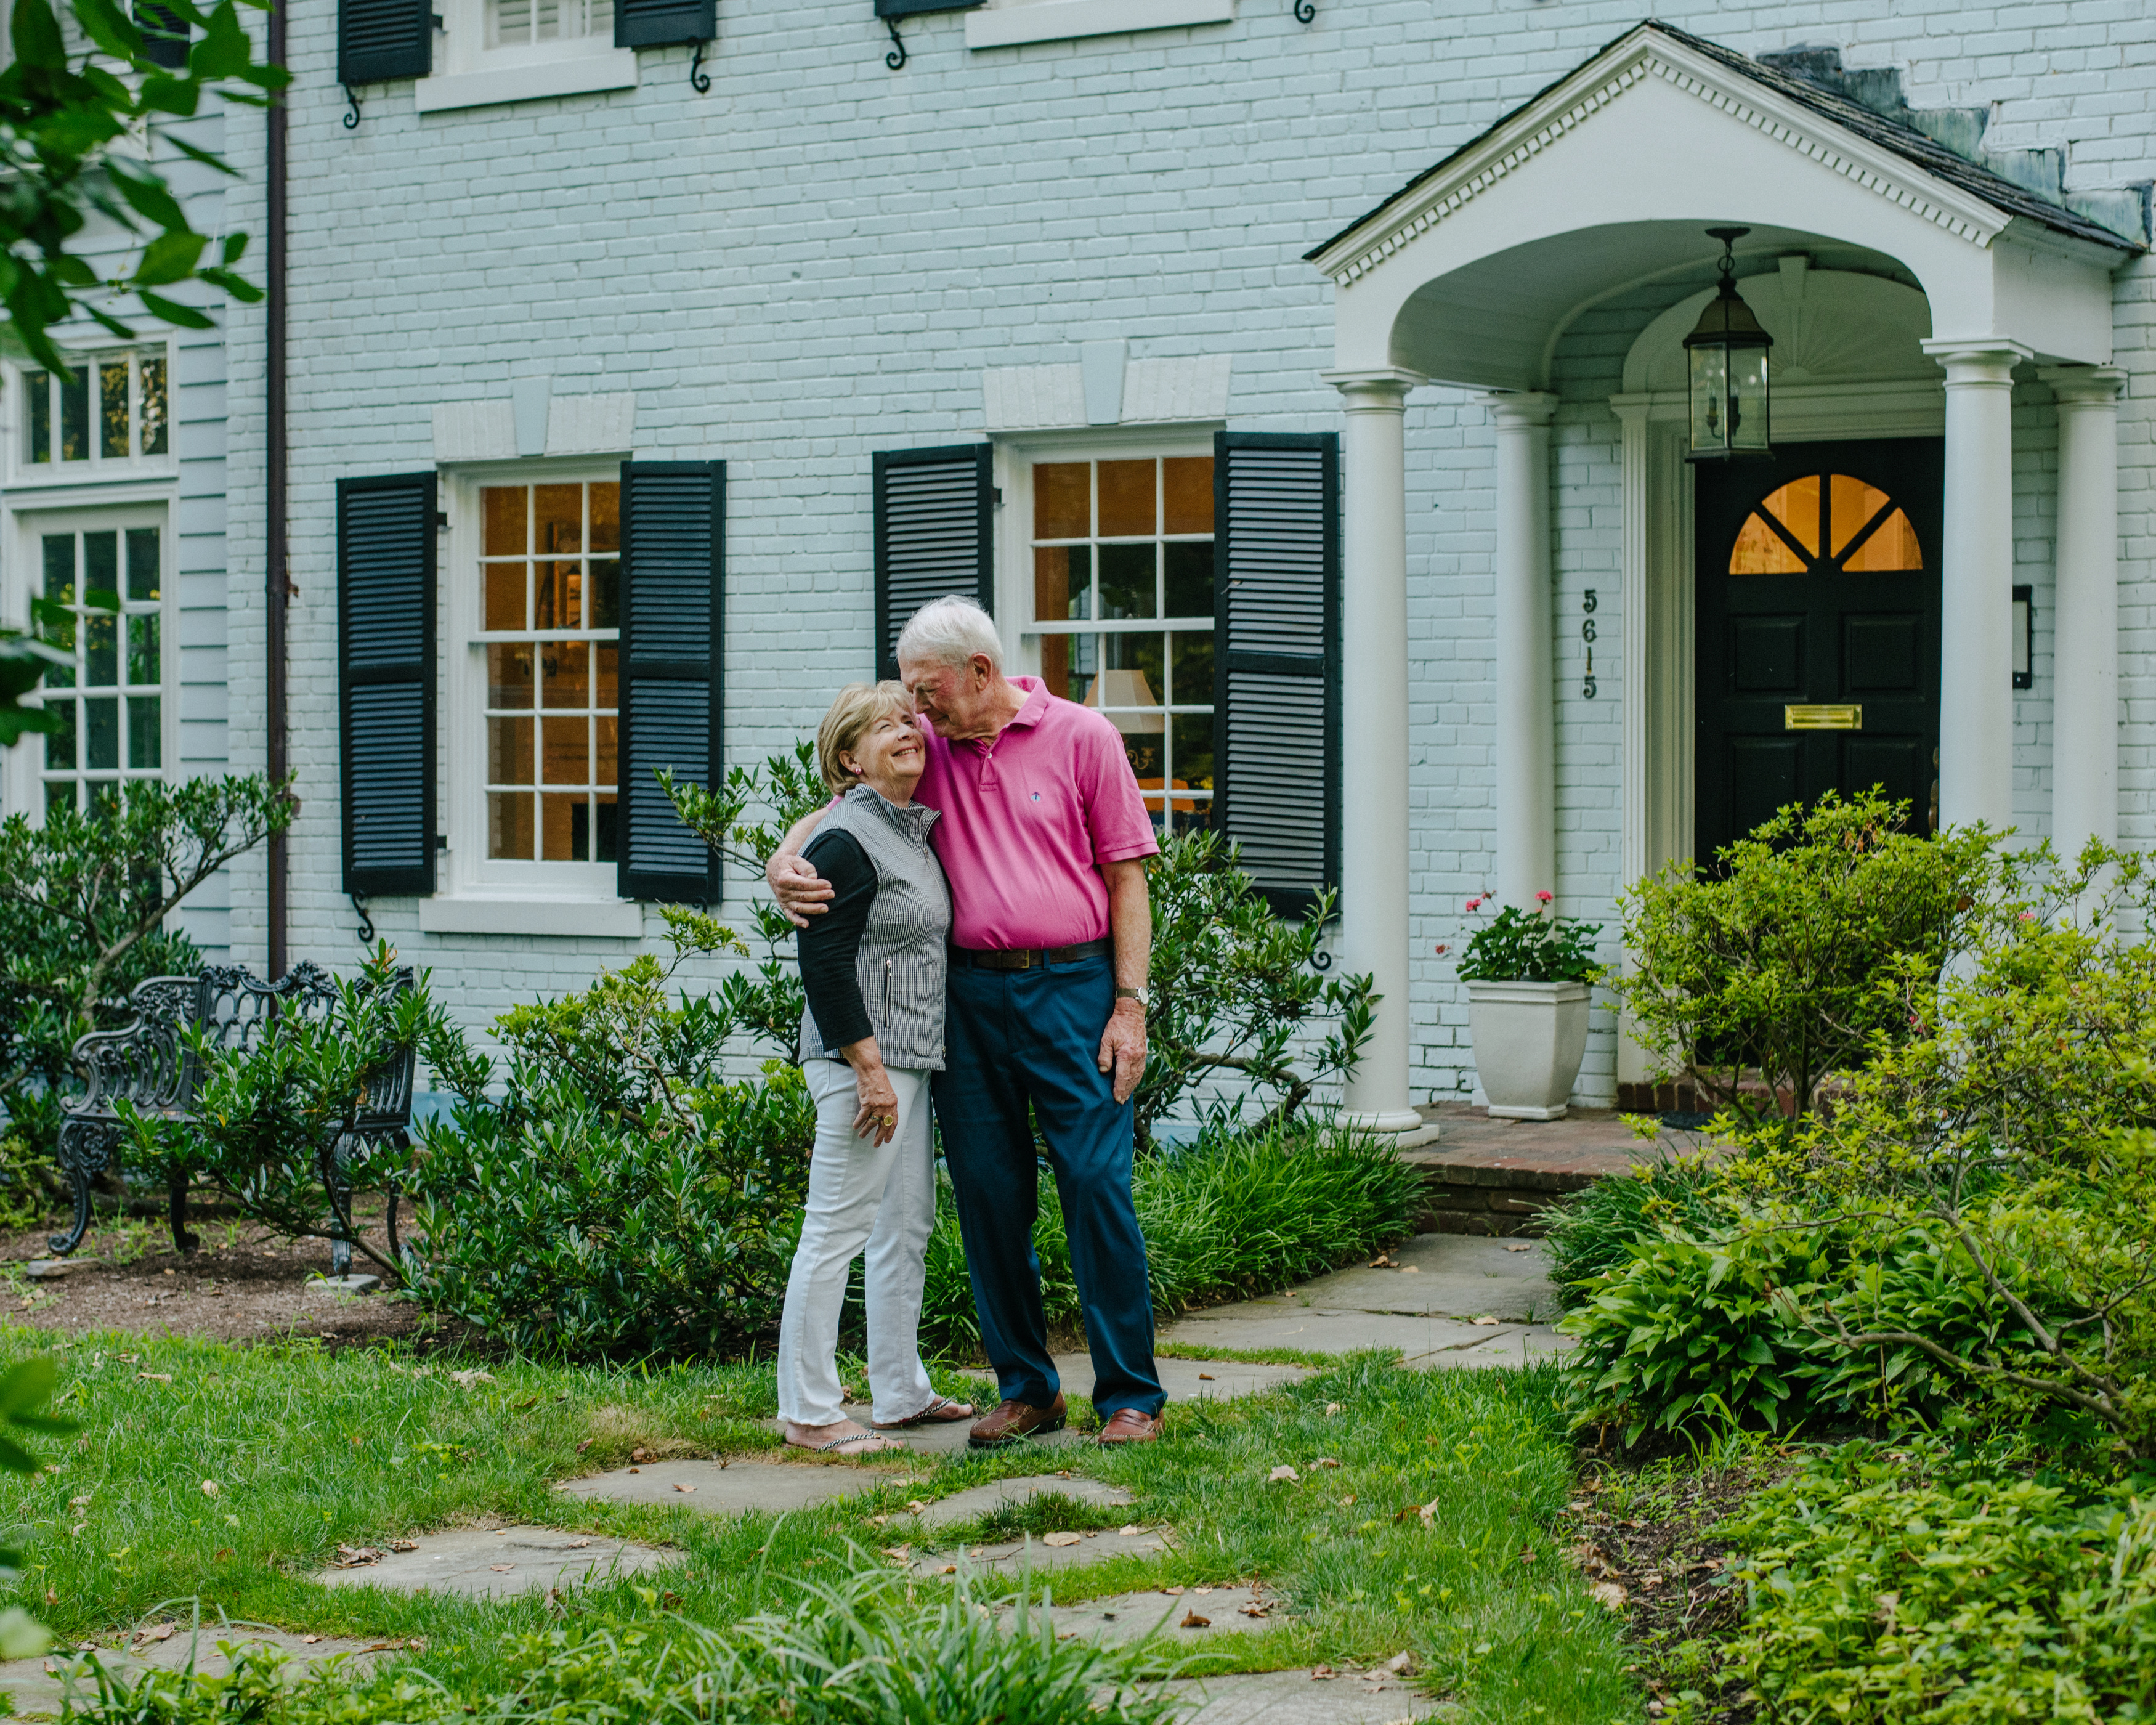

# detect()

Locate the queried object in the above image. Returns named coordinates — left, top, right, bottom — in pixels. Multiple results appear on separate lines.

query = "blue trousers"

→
left=933, top=952, right=1165, bottom=1419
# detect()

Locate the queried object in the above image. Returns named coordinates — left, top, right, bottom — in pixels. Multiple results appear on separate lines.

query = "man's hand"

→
left=768, top=853, right=833, bottom=928
left=1098, top=997, right=1147, bottom=1105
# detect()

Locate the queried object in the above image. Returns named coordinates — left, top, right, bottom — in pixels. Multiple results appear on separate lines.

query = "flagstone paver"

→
left=908, top=1472, right=1134, bottom=1530
left=0, top=1629, right=403, bottom=1719
left=1170, top=1670, right=1449, bottom=1723
left=909, top=1525, right=1172, bottom=1573
left=1014, top=1583, right=1273, bottom=1642
left=820, top=1408, right=1085, bottom=1456
left=314, top=1526, right=673, bottom=1597
left=557, top=1458, right=920, bottom=1512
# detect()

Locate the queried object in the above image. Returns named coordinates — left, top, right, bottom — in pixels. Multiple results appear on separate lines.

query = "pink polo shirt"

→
left=913, top=677, right=1159, bottom=951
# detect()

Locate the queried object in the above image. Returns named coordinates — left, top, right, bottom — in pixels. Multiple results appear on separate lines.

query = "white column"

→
left=1483, top=392, right=1558, bottom=907
left=1924, top=339, right=2029, bottom=832
left=1324, top=368, right=1424, bottom=1134
left=2040, top=365, right=2125, bottom=858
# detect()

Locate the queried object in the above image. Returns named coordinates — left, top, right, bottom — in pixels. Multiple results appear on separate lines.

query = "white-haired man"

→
left=768, top=595, right=1165, bottom=1445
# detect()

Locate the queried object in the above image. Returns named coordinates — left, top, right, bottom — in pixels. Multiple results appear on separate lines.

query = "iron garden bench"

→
left=49, top=963, right=418, bottom=1276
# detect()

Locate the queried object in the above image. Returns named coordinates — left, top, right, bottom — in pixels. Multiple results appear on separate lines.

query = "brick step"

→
left=1400, top=1101, right=1693, bottom=1238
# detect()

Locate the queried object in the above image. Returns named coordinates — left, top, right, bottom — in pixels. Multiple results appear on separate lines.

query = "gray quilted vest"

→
left=798, top=785, right=951, bottom=1071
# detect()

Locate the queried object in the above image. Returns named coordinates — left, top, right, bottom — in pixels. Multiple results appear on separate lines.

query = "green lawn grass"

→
left=2, top=1326, right=1639, bottom=1724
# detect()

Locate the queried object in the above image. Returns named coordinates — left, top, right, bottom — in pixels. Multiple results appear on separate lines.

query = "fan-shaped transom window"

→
left=1728, top=473, right=1924, bottom=576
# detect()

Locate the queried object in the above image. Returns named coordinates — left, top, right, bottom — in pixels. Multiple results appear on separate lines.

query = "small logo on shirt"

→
left=1031, top=792, right=1041, bottom=802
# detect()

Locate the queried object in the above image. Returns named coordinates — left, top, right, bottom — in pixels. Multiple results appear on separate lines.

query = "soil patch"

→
left=0, top=1205, right=460, bottom=1350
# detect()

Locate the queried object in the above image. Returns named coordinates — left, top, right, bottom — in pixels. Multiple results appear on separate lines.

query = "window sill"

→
left=413, top=49, right=639, bottom=114
left=419, top=896, right=646, bottom=938
left=965, top=0, right=1233, bottom=48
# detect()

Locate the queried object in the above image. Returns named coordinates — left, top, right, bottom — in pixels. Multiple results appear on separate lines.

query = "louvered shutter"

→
left=615, top=0, right=714, bottom=46
left=618, top=461, right=724, bottom=903
left=1212, top=432, right=1340, bottom=917
left=872, top=444, right=992, bottom=680
left=339, top=0, right=430, bottom=83
left=134, top=3, right=188, bottom=67
left=338, top=474, right=437, bottom=898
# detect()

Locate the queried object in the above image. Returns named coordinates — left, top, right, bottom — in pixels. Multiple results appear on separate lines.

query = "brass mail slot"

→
left=1784, top=704, right=1863, bottom=731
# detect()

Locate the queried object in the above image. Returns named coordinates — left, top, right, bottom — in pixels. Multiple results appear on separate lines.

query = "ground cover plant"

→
left=0, top=1328, right=1639, bottom=1724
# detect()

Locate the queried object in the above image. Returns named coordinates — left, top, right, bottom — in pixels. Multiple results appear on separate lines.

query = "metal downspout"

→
left=265, top=0, right=289, bottom=975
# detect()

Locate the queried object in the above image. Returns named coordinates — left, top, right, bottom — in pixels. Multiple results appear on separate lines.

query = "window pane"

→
left=84, top=697, right=118, bottom=768
left=541, top=716, right=587, bottom=785
left=46, top=782, right=76, bottom=818
left=1097, top=460, right=1154, bottom=537
left=1844, top=508, right=1924, bottom=573
left=100, top=359, right=130, bottom=458
left=1172, top=713, right=1214, bottom=793
left=1034, top=463, right=1089, bottom=539
left=27, top=372, right=50, bottom=464
left=42, top=534, right=75, bottom=606
left=543, top=794, right=588, bottom=862
left=482, top=487, right=527, bottom=556
left=1757, top=476, right=1821, bottom=556
left=1163, top=457, right=1214, bottom=535
left=59, top=367, right=87, bottom=461
left=46, top=702, right=76, bottom=771
left=128, top=696, right=161, bottom=768
left=488, top=716, right=534, bottom=785
left=590, top=484, right=620, bottom=553
left=1039, top=633, right=1071, bottom=701
left=535, top=485, right=582, bottom=554
left=84, top=613, right=117, bottom=688
left=594, top=794, right=618, bottom=862
left=1728, top=512, right=1806, bottom=576
left=1829, top=474, right=1891, bottom=557
left=1169, top=631, right=1213, bottom=706
left=596, top=643, right=618, bottom=708
left=1164, top=540, right=1213, bottom=619
left=589, top=559, right=620, bottom=628
left=83, top=531, right=118, bottom=603
left=127, top=615, right=160, bottom=686
left=1097, top=543, right=1156, bottom=620
left=541, top=641, right=589, bottom=709
left=484, top=564, right=524, bottom=631
left=488, top=644, right=534, bottom=708
left=126, top=529, right=160, bottom=601
left=595, top=715, right=618, bottom=787
left=1035, top=545, right=1089, bottom=623
left=535, top=561, right=576, bottom=631
left=139, top=357, right=167, bottom=456
left=488, top=792, right=535, bottom=860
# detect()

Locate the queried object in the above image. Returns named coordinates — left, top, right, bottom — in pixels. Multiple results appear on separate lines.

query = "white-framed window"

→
left=8, top=507, right=173, bottom=816
left=12, top=349, right=172, bottom=482
left=965, top=0, right=1236, bottom=51
left=442, top=466, right=622, bottom=899
left=1018, top=445, right=1216, bottom=835
left=418, top=0, right=638, bottom=112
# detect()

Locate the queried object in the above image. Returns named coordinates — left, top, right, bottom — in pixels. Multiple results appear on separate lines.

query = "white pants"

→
left=775, top=1058, right=939, bottom=1427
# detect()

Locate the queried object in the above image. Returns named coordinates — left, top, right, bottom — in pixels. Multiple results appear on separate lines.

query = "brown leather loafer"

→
left=967, top=1393, right=1068, bottom=1450
left=1095, top=1408, right=1165, bottom=1444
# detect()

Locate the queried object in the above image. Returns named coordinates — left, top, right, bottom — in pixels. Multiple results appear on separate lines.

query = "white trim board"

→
left=966, top=0, right=1233, bottom=49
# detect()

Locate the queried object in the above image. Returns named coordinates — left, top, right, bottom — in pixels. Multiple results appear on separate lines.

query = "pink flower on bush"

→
left=1465, top=897, right=1483, bottom=912
left=1434, top=943, right=1449, bottom=956
left=1535, top=890, right=1554, bottom=904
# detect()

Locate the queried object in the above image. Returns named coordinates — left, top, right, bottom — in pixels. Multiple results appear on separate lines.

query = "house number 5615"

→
left=1581, top=589, right=1598, bottom=699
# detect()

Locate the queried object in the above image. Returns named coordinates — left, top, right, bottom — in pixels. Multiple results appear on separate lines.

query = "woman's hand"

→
left=845, top=1040, right=900, bottom=1145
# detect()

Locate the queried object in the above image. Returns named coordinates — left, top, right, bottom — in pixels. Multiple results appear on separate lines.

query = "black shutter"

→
left=618, top=461, right=724, bottom=903
left=338, top=474, right=437, bottom=899
left=339, top=0, right=430, bottom=83
left=134, top=3, right=188, bottom=67
left=872, top=444, right=991, bottom=681
left=876, top=0, right=983, bottom=15
left=1212, top=432, right=1340, bottom=917
left=615, top=0, right=715, bottom=47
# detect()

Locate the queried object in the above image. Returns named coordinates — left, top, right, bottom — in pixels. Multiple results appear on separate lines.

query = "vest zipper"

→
left=883, top=959, right=893, bottom=1027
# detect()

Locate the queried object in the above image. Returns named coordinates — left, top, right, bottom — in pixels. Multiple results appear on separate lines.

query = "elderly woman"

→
left=777, top=681, right=973, bottom=1454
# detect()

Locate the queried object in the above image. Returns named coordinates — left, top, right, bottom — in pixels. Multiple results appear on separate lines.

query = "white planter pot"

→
left=1466, top=978, right=1592, bottom=1121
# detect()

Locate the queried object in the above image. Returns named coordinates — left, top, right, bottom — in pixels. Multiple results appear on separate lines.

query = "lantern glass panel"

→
left=1689, top=345, right=1730, bottom=455
left=1728, top=346, right=1771, bottom=453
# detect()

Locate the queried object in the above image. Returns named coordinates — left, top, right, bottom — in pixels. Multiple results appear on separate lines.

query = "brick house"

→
left=2, top=0, right=2149, bottom=1131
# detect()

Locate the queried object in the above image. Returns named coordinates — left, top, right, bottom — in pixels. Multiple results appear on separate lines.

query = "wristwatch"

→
left=1116, top=986, right=1150, bottom=1010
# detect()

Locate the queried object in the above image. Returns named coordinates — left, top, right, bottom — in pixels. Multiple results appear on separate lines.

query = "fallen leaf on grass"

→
left=1197, top=1373, right=1215, bottom=1381
left=135, top=1625, right=176, bottom=1645
left=212, top=1550, right=232, bottom=1564
left=139, top=1373, right=172, bottom=1384
left=1040, top=1532, right=1082, bottom=1548
left=1310, top=1665, right=1337, bottom=1680
left=1470, top=1316, right=1501, bottom=1326
left=575, top=1440, right=594, bottom=1455
left=1340, top=1494, right=1356, bottom=1506
left=1590, top=1581, right=1628, bottom=1610
left=1239, top=1601, right=1269, bottom=1618
left=1324, top=1402, right=1343, bottom=1416
left=1400, top=1265, right=1420, bottom=1273
left=1502, top=1243, right=1533, bottom=1253
left=1194, top=1586, right=1214, bottom=1595
left=450, top=1370, right=495, bottom=1389
left=1368, top=1254, right=1398, bottom=1269
left=1313, top=1457, right=1342, bottom=1469
left=673, top=1484, right=697, bottom=1493
left=333, top=1545, right=386, bottom=1569
left=1179, top=1611, right=1210, bottom=1629
left=1387, top=1652, right=1414, bottom=1673
left=1267, top=1465, right=1299, bottom=1484
left=630, top=1448, right=652, bottom=1464
left=301, top=1635, right=321, bottom=1646
left=389, top=1540, right=418, bottom=1552
left=488, top=1564, right=514, bottom=1573
left=1118, top=1524, right=1143, bottom=1536
left=1160, top=1586, right=1184, bottom=1596
left=199, top=1480, right=220, bottom=1498
left=939, top=1564, right=956, bottom=1575
left=904, top=1500, right=927, bottom=1514
left=68, top=1523, right=85, bottom=1537
left=881, top=1546, right=910, bottom=1564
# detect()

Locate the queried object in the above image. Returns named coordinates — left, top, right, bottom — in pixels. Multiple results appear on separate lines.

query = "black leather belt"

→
left=951, top=938, right=1112, bottom=971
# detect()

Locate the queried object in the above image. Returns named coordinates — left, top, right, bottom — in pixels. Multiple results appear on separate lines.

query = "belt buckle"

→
left=1015, top=950, right=1034, bottom=970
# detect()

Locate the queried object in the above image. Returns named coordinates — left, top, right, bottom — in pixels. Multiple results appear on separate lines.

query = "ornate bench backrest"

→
left=63, top=976, right=202, bottom=1119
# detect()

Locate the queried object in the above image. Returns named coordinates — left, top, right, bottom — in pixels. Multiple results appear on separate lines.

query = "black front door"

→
left=1695, top=437, right=1943, bottom=862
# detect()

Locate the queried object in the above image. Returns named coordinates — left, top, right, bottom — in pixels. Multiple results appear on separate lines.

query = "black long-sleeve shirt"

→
left=797, top=828, right=878, bottom=1053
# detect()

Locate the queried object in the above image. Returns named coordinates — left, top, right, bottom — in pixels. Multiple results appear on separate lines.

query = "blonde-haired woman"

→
left=776, top=681, right=973, bottom=1453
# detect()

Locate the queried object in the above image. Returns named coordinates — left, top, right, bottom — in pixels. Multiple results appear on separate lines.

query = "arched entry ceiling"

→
left=1307, top=22, right=2134, bottom=386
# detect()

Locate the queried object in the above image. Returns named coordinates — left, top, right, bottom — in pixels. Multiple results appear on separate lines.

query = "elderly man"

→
left=768, top=595, right=1166, bottom=1446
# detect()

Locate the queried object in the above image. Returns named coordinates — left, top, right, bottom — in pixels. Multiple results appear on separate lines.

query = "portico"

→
left=1308, top=22, right=2136, bottom=1127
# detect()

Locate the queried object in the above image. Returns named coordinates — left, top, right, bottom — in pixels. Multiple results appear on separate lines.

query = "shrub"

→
left=0, top=774, right=292, bottom=1156
left=1540, top=1154, right=1732, bottom=1310
left=1684, top=1442, right=2156, bottom=1724
left=1600, top=789, right=1997, bottom=1136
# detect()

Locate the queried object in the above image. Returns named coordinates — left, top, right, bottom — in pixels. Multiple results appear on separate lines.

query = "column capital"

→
left=1921, top=337, right=2033, bottom=384
left=2038, top=364, right=2126, bottom=405
left=1322, top=367, right=1425, bottom=409
left=1478, top=389, right=1559, bottom=428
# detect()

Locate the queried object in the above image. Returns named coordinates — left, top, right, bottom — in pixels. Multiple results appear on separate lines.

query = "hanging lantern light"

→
left=1684, top=227, right=1772, bottom=462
